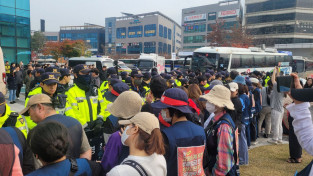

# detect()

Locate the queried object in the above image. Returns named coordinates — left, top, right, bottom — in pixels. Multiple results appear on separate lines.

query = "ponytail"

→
left=137, top=128, right=165, bottom=155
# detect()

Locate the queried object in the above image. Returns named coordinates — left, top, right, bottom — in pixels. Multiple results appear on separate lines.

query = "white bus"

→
left=186, top=47, right=293, bottom=74
left=293, top=56, right=313, bottom=78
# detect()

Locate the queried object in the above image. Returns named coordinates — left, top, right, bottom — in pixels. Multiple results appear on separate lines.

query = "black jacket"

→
left=7, top=75, right=17, bottom=90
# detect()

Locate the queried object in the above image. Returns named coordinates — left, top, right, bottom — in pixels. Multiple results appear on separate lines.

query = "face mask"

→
left=206, top=102, right=216, bottom=114
left=77, top=74, right=91, bottom=85
left=161, top=109, right=172, bottom=123
left=134, top=79, right=142, bottom=86
left=121, top=126, right=131, bottom=146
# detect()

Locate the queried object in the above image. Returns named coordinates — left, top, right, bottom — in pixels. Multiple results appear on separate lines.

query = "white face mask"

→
left=121, top=126, right=131, bottom=146
left=206, top=102, right=216, bottom=114
left=161, top=109, right=172, bottom=123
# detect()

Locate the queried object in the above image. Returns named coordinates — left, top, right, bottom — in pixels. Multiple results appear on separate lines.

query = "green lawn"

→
left=240, top=144, right=312, bottom=176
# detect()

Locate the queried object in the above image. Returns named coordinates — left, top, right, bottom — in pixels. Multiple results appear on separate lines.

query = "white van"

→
left=0, top=47, right=7, bottom=95
left=68, top=56, right=115, bottom=71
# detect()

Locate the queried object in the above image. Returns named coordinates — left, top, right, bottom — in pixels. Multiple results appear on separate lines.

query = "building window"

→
left=144, top=42, right=156, bottom=53
left=144, top=24, right=156, bottom=37
left=163, top=43, right=167, bottom=53
left=246, top=0, right=297, bottom=13
left=159, top=25, right=163, bottom=37
left=116, top=43, right=126, bottom=54
left=184, top=23, right=206, bottom=33
left=128, top=26, right=143, bottom=38
left=116, top=27, right=126, bottom=39
left=183, top=35, right=206, bottom=43
left=164, top=27, right=168, bottom=39
left=46, top=36, right=58, bottom=41
left=168, top=29, right=172, bottom=40
left=247, top=13, right=296, bottom=24
left=128, top=42, right=142, bottom=54
left=168, top=44, right=171, bottom=53
left=208, top=12, right=217, bottom=21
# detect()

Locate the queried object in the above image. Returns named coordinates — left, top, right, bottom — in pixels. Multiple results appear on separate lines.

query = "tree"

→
left=206, top=20, right=229, bottom=47
left=229, top=24, right=254, bottom=48
left=42, top=40, right=91, bottom=60
left=31, top=31, right=46, bottom=53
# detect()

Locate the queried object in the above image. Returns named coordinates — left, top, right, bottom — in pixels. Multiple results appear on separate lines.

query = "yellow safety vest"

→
left=5, top=65, right=10, bottom=74
left=65, top=84, right=106, bottom=127
left=204, top=83, right=210, bottom=88
left=264, top=76, right=270, bottom=87
left=0, top=104, right=28, bottom=137
left=100, top=81, right=109, bottom=97
left=175, top=79, right=182, bottom=87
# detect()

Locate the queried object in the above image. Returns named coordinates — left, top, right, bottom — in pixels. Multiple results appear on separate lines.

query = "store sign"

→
left=184, top=14, right=206, bottom=22
left=218, top=9, right=239, bottom=18
left=130, top=19, right=141, bottom=25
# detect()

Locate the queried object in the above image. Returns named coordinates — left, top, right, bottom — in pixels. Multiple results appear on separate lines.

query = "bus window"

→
left=218, top=54, right=230, bottom=70
left=293, top=60, right=305, bottom=73
left=193, top=52, right=217, bottom=69
left=231, top=54, right=240, bottom=69
left=276, top=56, right=285, bottom=64
left=306, top=61, right=313, bottom=71
left=241, top=55, right=253, bottom=68
left=265, top=56, right=275, bottom=67
left=254, top=55, right=266, bottom=68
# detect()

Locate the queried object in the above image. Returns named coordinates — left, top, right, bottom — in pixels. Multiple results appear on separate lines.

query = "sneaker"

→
left=12, top=101, right=16, bottom=103
left=268, top=139, right=278, bottom=145
left=16, top=97, right=19, bottom=100
left=10, top=102, right=14, bottom=104
left=251, top=141, right=258, bottom=145
left=263, top=134, right=269, bottom=138
left=277, top=140, right=283, bottom=144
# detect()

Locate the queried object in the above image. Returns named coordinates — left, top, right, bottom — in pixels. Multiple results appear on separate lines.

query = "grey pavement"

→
left=6, top=92, right=26, bottom=113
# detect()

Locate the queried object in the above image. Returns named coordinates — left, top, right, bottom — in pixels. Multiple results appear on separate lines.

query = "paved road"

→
left=6, top=92, right=289, bottom=148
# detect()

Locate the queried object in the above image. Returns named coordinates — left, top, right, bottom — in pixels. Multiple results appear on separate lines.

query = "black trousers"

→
left=16, top=83, right=23, bottom=98
left=288, top=116, right=302, bottom=159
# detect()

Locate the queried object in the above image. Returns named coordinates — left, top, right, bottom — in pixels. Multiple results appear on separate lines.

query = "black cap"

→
left=0, top=92, right=6, bottom=115
left=60, top=68, right=70, bottom=77
left=73, top=64, right=91, bottom=74
left=143, top=72, right=151, bottom=81
left=164, top=74, right=172, bottom=80
left=107, top=67, right=117, bottom=75
left=131, top=70, right=143, bottom=78
left=109, top=78, right=122, bottom=86
left=35, top=68, right=45, bottom=75
left=291, top=88, right=313, bottom=102
left=105, top=82, right=130, bottom=102
left=45, top=67, right=60, bottom=74
left=181, top=78, right=188, bottom=85
left=41, top=72, right=59, bottom=85
left=188, top=73, right=196, bottom=78
left=121, top=72, right=128, bottom=77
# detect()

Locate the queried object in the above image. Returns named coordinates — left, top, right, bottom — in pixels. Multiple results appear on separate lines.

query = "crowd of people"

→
left=1, top=60, right=313, bottom=176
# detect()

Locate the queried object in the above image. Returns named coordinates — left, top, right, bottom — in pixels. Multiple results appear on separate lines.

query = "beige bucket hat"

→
left=119, top=112, right=159, bottom=135
left=107, top=91, right=143, bottom=119
left=200, top=85, right=234, bottom=110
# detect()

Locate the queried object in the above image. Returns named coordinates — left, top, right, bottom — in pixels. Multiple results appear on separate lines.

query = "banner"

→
left=184, top=14, right=206, bottom=22
left=177, top=145, right=205, bottom=176
left=218, top=9, right=239, bottom=18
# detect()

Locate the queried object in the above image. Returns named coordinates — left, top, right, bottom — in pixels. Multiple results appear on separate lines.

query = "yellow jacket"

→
left=0, top=104, right=28, bottom=137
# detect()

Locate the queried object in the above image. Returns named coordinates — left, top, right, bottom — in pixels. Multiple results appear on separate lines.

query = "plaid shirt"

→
left=212, top=112, right=236, bottom=176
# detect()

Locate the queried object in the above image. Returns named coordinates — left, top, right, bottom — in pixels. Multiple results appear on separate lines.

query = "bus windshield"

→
left=192, top=52, right=217, bottom=71
left=138, top=60, right=153, bottom=68
left=293, top=60, right=305, bottom=73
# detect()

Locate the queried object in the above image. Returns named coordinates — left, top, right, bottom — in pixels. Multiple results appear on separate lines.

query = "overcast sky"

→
left=30, top=0, right=221, bottom=31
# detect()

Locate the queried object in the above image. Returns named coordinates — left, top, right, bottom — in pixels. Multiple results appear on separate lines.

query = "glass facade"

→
left=184, top=35, right=206, bottom=44
left=60, top=29, right=105, bottom=54
left=128, top=26, right=143, bottom=38
left=144, top=24, right=156, bottom=37
left=144, top=42, right=156, bottom=53
left=184, top=23, right=206, bottom=33
left=45, top=36, right=58, bottom=41
left=247, top=13, right=296, bottom=24
left=0, top=0, right=30, bottom=63
left=127, top=42, right=142, bottom=54
left=116, top=27, right=126, bottom=39
left=246, top=0, right=296, bottom=13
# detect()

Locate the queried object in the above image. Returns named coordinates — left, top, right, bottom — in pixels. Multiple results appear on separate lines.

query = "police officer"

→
left=99, top=67, right=117, bottom=96
left=130, top=70, right=144, bottom=95
left=0, top=92, right=28, bottom=137
left=20, top=94, right=92, bottom=160
left=65, top=64, right=106, bottom=160
left=58, top=68, right=71, bottom=93
left=175, top=72, right=183, bottom=87
left=141, top=72, right=151, bottom=97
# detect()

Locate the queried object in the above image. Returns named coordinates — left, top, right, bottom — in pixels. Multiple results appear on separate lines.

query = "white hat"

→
left=250, top=78, right=259, bottom=84
left=107, top=91, right=143, bottom=119
left=229, top=82, right=238, bottom=92
left=200, top=85, right=234, bottom=110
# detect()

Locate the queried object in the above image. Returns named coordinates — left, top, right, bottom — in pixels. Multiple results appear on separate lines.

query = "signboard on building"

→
left=218, top=9, right=239, bottom=18
left=184, top=14, right=206, bottom=22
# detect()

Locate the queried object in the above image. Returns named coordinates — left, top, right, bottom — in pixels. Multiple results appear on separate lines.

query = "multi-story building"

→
left=44, top=32, right=59, bottom=42
left=245, top=0, right=313, bottom=58
left=0, top=0, right=31, bottom=63
left=59, top=23, right=105, bottom=55
left=105, top=11, right=182, bottom=57
left=182, top=0, right=242, bottom=51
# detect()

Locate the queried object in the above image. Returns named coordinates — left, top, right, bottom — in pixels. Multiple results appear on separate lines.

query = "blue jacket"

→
left=239, top=94, right=250, bottom=125
left=253, top=88, right=262, bottom=113
left=26, top=159, right=94, bottom=176
left=162, top=121, right=206, bottom=176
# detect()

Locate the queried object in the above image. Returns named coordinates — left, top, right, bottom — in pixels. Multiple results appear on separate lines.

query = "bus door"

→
left=217, top=54, right=229, bottom=71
